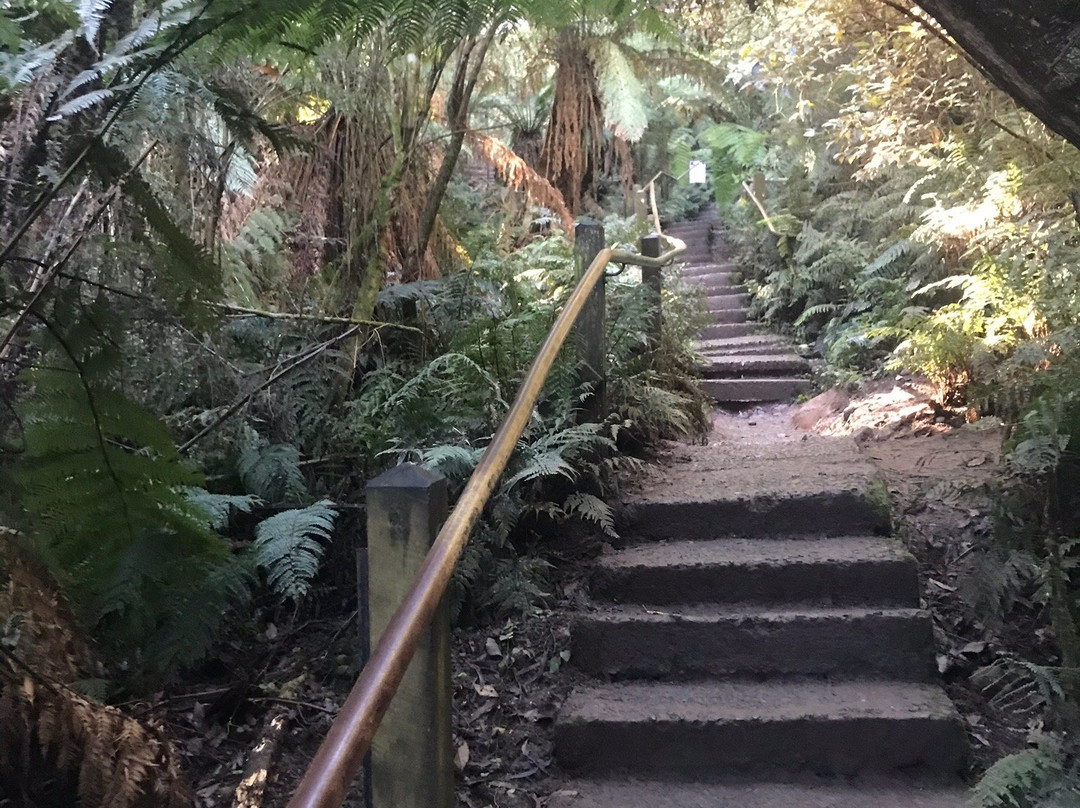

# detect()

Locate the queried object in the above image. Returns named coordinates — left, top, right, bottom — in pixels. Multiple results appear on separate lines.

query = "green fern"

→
left=699, top=122, right=767, bottom=167
left=973, top=732, right=1076, bottom=808
left=253, top=501, right=336, bottom=601
left=238, top=437, right=307, bottom=504
left=589, top=39, right=649, bottom=143
left=14, top=294, right=242, bottom=670
left=563, top=492, right=616, bottom=536
left=185, top=488, right=260, bottom=530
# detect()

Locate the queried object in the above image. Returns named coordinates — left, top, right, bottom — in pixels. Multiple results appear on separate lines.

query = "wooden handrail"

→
left=286, top=232, right=686, bottom=808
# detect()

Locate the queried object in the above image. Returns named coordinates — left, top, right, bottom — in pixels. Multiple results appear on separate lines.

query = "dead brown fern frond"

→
left=0, top=543, right=187, bottom=808
left=540, top=34, right=604, bottom=214
left=467, top=130, right=574, bottom=232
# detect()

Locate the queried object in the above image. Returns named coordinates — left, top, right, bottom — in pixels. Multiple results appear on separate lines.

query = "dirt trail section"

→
left=548, top=402, right=971, bottom=807
left=668, top=211, right=810, bottom=404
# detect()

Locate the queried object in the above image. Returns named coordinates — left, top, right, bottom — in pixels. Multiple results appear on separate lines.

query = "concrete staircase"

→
left=665, top=211, right=812, bottom=405
left=550, top=407, right=969, bottom=806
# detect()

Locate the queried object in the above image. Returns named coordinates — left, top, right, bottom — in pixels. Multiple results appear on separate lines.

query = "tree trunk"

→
left=914, top=0, right=1080, bottom=150
left=413, top=26, right=497, bottom=265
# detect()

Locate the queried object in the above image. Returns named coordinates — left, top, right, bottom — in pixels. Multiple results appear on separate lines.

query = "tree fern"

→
left=700, top=122, right=766, bottom=167
left=589, top=39, right=649, bottom=143
left=253, top=501, right=336, bottom=601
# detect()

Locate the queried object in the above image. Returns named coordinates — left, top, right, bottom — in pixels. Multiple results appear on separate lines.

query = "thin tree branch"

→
left=210, top=303, right=422, bottom=330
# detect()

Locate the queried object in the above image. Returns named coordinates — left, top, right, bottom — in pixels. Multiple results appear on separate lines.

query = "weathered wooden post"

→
left=575, top=219, right=606, bottom=423
left=641, top=233, right=663, bottom=347
left=631, top=184, right=648, bottom=225
left=365, top=463, right=452, bottom=808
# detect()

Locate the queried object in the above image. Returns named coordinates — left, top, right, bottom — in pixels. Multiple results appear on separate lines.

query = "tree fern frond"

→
left=700, top=122, right=766, bottom=167
left=589, top=39, right=649, bottom=143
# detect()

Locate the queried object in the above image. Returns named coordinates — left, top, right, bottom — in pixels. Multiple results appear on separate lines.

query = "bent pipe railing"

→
left=286, top=231, right=686, bottom=808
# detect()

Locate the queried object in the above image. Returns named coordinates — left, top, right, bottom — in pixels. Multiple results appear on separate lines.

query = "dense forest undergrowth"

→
left=3, top=0, right=1080, bottom=805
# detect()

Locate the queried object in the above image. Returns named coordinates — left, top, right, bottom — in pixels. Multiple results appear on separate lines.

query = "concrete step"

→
left=571, top=605, right=934, bottom=681
left=700, top=322, right=757, bottom=340
left=554, top=679, right=967, bottom=778
left=681, top=263, right=736, bottom=276
left=701, top=376, right=811, bottom=403
left=694, top=284, right=747, bottom=298
left=688, top=275, right=740, bottom=292
left=708, top=308, right=748, bottom=324
left=685, top=272, right=739, bottom=285
left=697, top=341, right=793, bottom=357
left=666, top=225, right=713, bottom=236
left=548, top=778, right=970, bottom=808
left=700, top=353, right=811, bottom=377
left=693, top=334, right=786, bottom=354
left=618, top=474, right=888, bottom=543
left=591, top=536, right=919, bottom=607
left=706, top=293, right=751, bottom=309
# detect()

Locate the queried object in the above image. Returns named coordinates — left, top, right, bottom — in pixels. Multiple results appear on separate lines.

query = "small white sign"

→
left=688, top=160, right=707, bottom=185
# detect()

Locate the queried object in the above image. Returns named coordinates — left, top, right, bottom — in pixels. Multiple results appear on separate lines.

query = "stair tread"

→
left=700, top=325, right=759, bottom=338
left=577, top=603, right=925, bottom=622
left=694, top=335, right=785, bottom=349
left=560, top=679, right=959, bottom=724
left=548, top=778, right=970, bottom=808
left=703, top=375, right=811, bottom=382
left=700, top=352, right=809, bottom=368
left=599, top=536, right=911, bottom=570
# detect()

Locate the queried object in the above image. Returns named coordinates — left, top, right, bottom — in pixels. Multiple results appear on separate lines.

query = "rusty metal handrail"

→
left=286, top=232, right=686, bottom=808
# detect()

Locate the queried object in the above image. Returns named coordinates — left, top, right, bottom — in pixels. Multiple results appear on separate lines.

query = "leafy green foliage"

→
left=345, top=218, right=705, bottom=617
left=185, top=488, right=260, bottom=530
left=972, top=731, right=1079, bottom=808
left=253, top=501, right=337, bottom=601
left=12, top=295, right=242, bottom=671
left=238, top=438, right=307, bottom=503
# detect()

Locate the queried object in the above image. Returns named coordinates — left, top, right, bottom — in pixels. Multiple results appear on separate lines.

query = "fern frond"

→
left=253, top=501, right=336, bottom=600
left=419, top=444, right=484, bottom=479
left=15, top=296, right=239, bottom=669
left=973, top=734, right=1066, bottom=808
left=238, top=440, right=307, bottom=504
left=563, top=492, right=616, bottom=537
left=504, top=451, right=577, bottom=489
left=184, top=488, right=260, bottom=530
left=588, top=39, right=649, bottom=143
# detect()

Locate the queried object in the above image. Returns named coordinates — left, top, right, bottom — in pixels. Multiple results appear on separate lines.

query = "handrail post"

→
left=575, top=219, right=606, bottom=423
left=641, top=233, right=663, bottom=347
left=365, top=464, right=452, bottom=808
left=631, top=184, right=648, bottom=224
